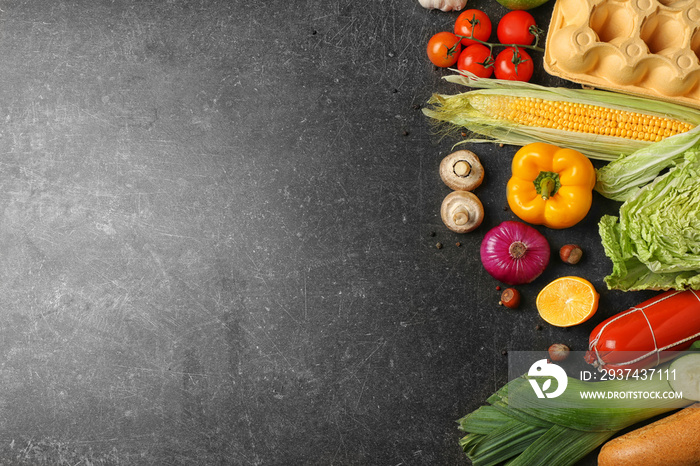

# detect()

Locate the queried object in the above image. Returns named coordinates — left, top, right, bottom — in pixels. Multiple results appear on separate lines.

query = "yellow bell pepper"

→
left=506, top=143, right=596, bottom=229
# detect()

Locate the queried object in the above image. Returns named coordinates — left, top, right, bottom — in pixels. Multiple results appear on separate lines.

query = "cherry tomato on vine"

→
left=494, top=47, right=534, bottom=82
left=427, top=31, right=462, bottom=67
left=497, top=10, right=537, bottom=46
left=454, top=9, right=492, bottom=46
left=457, top=44, right=494, bottom=78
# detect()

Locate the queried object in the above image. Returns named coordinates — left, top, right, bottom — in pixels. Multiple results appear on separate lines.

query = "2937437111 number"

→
left=581, top=368, right=677, bottom=381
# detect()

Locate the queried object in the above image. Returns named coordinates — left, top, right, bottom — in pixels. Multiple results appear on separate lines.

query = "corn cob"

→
left=480, top=95, right=693, bottom=142
left=424, top=74, right=700, bottom=161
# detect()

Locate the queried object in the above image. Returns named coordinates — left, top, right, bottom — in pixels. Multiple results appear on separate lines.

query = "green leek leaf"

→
left=505, top=425, right=613, bottom=466
left=469, top=421, right=546, bottom=466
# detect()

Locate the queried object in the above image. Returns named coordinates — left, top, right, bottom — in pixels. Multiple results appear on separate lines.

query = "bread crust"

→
left=598, top=404, right=700, bottom=466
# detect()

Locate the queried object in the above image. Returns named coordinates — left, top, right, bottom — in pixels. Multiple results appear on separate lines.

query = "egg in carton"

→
left=544, top=0, right=700, bottom=109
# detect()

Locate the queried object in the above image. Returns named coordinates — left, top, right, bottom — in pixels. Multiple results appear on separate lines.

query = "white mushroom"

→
left=439, top=150, right=484, bottom=191
left=418, top=0, right=468, bottom=11
left=440, top=191, right=484, bottom=233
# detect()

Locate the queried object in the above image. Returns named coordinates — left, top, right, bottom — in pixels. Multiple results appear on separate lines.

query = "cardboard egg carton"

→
left=544, top=0, right=700, bottom=108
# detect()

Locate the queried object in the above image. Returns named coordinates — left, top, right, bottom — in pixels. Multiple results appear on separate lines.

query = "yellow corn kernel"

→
left=474, top=95, right=695, bottom=142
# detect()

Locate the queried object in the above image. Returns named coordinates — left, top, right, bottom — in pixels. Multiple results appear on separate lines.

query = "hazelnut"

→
left=560, top=244, right=583, bottom=264
left=548, top=343, right=570, bottom=362
left=499, top=288, right=521, bottom=309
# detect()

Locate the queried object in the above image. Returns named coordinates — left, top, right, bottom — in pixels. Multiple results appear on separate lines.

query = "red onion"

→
left=480, top=221, right=550, bottom=285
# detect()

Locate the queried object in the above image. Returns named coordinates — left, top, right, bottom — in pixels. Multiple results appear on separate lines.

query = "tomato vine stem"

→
left=456, top=20, right=545, bottom=54
left=456, top=34, right=545, bottom=54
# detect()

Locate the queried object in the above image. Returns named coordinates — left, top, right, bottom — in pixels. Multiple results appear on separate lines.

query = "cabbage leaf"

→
left=595, top=125, right=700, bottom=202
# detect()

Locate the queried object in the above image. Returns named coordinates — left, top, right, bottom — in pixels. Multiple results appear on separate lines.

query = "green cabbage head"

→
left=600, top=150, right=700, bottom=291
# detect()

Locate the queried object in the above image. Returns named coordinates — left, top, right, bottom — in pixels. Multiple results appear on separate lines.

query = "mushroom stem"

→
left=453, top=160, right=472, bottom=177
left=453, top=207, right=470, bottom=226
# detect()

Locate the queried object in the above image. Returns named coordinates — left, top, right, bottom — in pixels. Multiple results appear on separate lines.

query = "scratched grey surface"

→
left=0, top=0, right=654, bottom=465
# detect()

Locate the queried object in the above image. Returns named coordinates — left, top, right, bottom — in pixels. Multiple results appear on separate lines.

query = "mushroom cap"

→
left=439, top=150, right=484, bottom=191
left=440, top=191, right=484, bottom=233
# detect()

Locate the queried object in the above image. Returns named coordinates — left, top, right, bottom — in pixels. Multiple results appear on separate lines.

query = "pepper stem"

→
left=533, top=171, right=561, bottom=200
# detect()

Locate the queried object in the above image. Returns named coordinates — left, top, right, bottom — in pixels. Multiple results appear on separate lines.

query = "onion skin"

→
left=480, top=221, right=550, bottom=285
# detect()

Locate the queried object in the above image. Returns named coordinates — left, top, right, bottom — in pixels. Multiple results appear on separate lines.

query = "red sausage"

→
left=585, top=290, right=700, bottom=371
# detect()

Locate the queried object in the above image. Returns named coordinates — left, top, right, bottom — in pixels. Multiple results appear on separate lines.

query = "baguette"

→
left=598, top=403, right=700, bottom=466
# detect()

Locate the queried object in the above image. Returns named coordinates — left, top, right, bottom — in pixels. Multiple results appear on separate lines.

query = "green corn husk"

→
left=458, top=367, right=694, bottom=466
left=423, top=73, right=700, bottom=162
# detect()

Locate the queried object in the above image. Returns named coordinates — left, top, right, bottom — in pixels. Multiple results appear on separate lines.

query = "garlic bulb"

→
left=418, top=0, right=468, bottom=11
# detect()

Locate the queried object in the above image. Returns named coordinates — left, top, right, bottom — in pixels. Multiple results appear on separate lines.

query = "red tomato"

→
left=427, top=31, right=462, bottom=68
left=454, top=9, right=492, bottom=46
left=494, top=47, right=534, bottom=82
left=497, top=10, right=537, bottom=46
left=457, top=44, right=494, bottom=78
